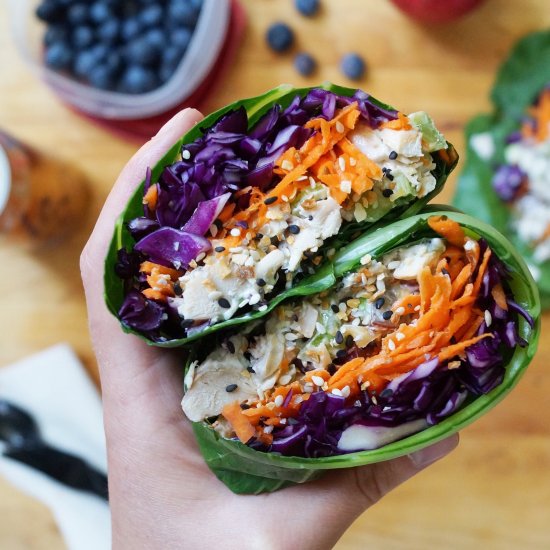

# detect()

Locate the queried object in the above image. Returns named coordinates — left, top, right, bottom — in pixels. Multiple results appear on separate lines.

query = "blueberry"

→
left=171, top=28, right=192, bottom=50
left=120, top=66, right=158, bottom=94
left=266, top=22, right=294, bottom=53
left=89, top=2, right=112, bottom=24
left=45, top=42, right=72, bottom=70
left=89, top=43, right=110, bottom=63
left=72, top=26, right=95, bottom=50
left=163, top=45, right=184, bottom=66
left=44, top=25, right=67, bottom=46
left=341, top=53, right=366, bottom=80
left=140, top=5, right=164, bottom=27
left=36, top=1, right=62, bottom=23
left=121, top=17, right=142, bottom=42
left=97, top=19, right=120, bottom=45
left=294, top=0, right=320, bottom=17
left=145, top=28, right=165, bottom=50
left=168, top=1, right=199, bottom=27
left=73, top=49, right=99, bottom=77
left=294, top=52, right=316, bottom=76
left=104, top=51, right=122, bottom=74
left=126, top=37, right=159, bottom=65
left=67, top=4, right=89, bottom=26
left=88, top=64, right=115, bottom=90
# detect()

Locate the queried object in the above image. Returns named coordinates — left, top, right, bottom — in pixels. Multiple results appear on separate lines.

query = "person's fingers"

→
left=80, top=108, right=203, bottom=402
left=277, top=435, right=459, bottom=550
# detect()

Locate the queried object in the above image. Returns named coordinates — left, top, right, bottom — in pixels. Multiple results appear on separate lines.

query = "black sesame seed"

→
left=375, top=297, right=385, bottom=309
left=288, top=224, right=300, bottom=234
left=382, top=188, right=394, bottom=198
left=380, top=388, right=394, bottom=399
left=180, top=319, right=194, bottom=329
left=226, top=340, right=235, bottom=354
left=389, top=150, right=398, bottom=160
left=308, top=215, right=313, bottom=221
left=382, top=310, right=393, bottom=320
left=214, top=219, right=223, bottom=229
left=442, top=268, right=450, bottom=276
left=240, top=403, right=251, bottom=410
left=271, top=236, right=279, bottom=246
left=336, top=349, right=347, bottom=358
left=335, top=331, right=344, bottom=344
left=214, top=246, right=225, bottom=253
left=225, top=384, right=238, bottom=393
left=386, top=173, right=394, bottom=181
left=173, top=282, right=183, bottom=296
left=331, top=304, right=339, bottom=313
left=247, top=366, right=256, bottom=373
left=345, top=335, right=354, bottom=348
left=327, top=363, right=337, bottom=375
left=257, top=278, right=266, bottom=287
left=450, top=335, right=457, bottom=344
left=264, top=196, right=277, bottom=205
left=218, top=298, right=231, bottom=309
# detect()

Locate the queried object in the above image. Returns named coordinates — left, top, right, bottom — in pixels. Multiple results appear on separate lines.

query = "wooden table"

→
left=1, top=0, right=549, bottom=548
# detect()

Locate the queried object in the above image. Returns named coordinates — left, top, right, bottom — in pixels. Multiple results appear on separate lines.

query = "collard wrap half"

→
left=182, top=210, right=540, bottom=494
left=105, top=83, right=457, bottom=346
left=453, top=30, right=550, bottom=307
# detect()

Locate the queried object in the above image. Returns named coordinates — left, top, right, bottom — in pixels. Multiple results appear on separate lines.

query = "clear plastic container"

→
left=8, top=0, right=230, bottom=120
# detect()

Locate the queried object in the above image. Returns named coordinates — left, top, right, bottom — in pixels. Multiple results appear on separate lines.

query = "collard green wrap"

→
left=104, top=83, right=457, bottom=347
left=453, top=30, right=550, bottom=307
left=188, top=209, right=540, bottom=495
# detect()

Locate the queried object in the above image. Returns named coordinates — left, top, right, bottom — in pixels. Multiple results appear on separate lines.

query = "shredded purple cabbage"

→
left=117, top=88, right=398, bottom=338
left=250, top=240, right=533, bottom=458
left=492, top=164, right=526, bottom=202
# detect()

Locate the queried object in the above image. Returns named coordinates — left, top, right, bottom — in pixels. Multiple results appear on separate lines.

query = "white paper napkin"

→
left=0, top=344, right=110, bottom=550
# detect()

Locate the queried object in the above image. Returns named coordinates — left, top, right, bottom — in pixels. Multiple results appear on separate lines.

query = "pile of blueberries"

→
left=267, top=0, right=366, bottom=80
left=35, top=0, right=203, bottom=94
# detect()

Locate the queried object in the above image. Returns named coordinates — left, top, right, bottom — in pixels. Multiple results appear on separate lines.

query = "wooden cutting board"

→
left=1, top=0, right=549, bottom=548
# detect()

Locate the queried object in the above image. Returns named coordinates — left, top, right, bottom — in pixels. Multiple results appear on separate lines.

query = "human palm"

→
left=81, top=109, right=458, bottom=550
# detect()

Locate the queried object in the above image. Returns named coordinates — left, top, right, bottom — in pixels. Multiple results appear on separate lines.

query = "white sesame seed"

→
left=279, top=374, right=292, bottom=385
left=281, top=160, right=294, bottom=171
left=294, top=395, right=304, bottom=404
left=396, top=332, right=405, bottom=341
left=238, top=299, right=249, bottom=308
left=210, top=224, right=218, bottom=237
left=371, top=395, right=378, bottom=404
left=230, top=228, right=241, bottom=237
left=395, top=306, right=405, bottom=316
left=414, top=305, right=421, bottom=311
left=281, top=194, right=289, bottom=202
left=296, top=175, right=308, bottom=181
left=360, top=381, right=371, bottom=391
left=338, top=157, right=346, bottom=171
left=182, top=149, right=191, bottom=160
left=274, top=395, right=284, bottom=407
left=464, top=240, right=475, bottom=251
left=360, top=254, right=372, bottom=265
left=388, top=339, right=396, bottom=351
left=173, top=241, right=180, bottom=251
left=312, top=375, right=325, bottom=387
left=485, top=310, right=492, bottom=327
left=354, top=202, right=367, bottom=222
left=196, top=252, right=206, bottom=262
left=304, top=384, right=314, bottom=393
left=340, top=180, right=352, bottom=193
left=259, top=304, right=268, bottom=311
left=229, top=246, right=243, bottom=253
left=349, top=157, right=357, bottom=167
left=335, top=121, right=345, bottom=133
left=341, top=385, right=351, bottom=398
left=387, top=260, right=401, bottom=270
left=285, top=332, right=298, bottom=341
left=331, top=388, right=343, bottom=396
left=354, top=400, right=361, bottom=407
left=263, top=425, right=274, bottom=434
left=309, top=176, right=316, bottom=187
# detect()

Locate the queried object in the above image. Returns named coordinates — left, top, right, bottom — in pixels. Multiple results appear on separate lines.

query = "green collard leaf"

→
left=104, top=84, right=457, bottom=347
left=491, top=29, right=550, bottom=120
left=453, top=29, right=550, bottom=305
left=188, top=211, right=540, bottom=495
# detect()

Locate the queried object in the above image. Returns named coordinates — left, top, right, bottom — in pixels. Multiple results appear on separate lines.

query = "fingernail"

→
left=409, top=435, right=459, bottom=468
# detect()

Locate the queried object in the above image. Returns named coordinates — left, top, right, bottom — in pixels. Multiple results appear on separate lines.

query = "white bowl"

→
left=8, top=0, right=230, bottom=119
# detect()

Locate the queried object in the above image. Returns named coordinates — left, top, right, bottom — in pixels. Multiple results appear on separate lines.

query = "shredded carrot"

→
left=222, top=401, right=255, bottom=443
left=492, top=283, right=509, bottom=311
left=143, top=184, right=158, bottom=211
left=380, top=112, right=412, bottom=131
left=428, top=215, right=466, bottom=247
left=140, top=261, right=181, bottom=279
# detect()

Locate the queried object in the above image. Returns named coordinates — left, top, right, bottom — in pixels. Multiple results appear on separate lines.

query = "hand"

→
left=81, top=109, right=459, bottom=550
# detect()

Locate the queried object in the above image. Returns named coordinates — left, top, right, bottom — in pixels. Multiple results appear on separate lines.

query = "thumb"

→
left=286, top=434, right=459, bottom=550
